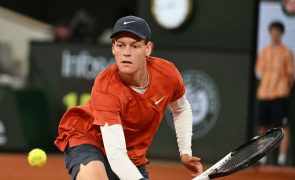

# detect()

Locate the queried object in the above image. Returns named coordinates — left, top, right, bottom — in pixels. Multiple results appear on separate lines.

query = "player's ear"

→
left=146, top=41, right=153, bottom=57
left=111, top=39, right=115, bottom=55
left=112, top=46, right=115, bottom=55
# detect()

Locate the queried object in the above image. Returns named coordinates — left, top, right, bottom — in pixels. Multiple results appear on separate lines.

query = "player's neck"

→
left=118, top=64, right=149, bottom=88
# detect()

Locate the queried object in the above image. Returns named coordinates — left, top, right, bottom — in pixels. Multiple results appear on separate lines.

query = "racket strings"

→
left=215, top=130, right=282, bottom=173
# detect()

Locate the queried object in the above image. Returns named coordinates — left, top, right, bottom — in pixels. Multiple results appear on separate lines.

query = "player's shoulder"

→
left=147, top=56, right=182, bottom=84
left=95, top=64, right=116, bottom=81
left=93, top=64, right=123, bottom=94
left=148, top=56, right=178, bottom=72
left=148, top=56, right=174, bottom=65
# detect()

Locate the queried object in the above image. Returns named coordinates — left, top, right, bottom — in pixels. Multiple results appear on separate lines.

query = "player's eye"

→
left=116, top=44, right=124, bottom=48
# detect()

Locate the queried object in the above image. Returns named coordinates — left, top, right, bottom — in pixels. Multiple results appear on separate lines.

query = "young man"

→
left=55, top=15, right=203, bottom=179
left=256, top=21, right=294, bottom=166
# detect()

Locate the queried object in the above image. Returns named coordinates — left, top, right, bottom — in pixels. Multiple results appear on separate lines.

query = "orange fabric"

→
left=54, top=57, right=185, bottom=166
left=256, top=44, right=294, bottom=100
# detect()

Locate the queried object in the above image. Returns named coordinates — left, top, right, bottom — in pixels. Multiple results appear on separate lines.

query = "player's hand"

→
left=180, top=154, right=203, bottom=177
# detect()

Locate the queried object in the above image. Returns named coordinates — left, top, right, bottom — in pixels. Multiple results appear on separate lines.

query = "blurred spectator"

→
left=69, top=9, right=96, bottom=43
left=0, top=42, right=25, bottom=89
left=255, top=21, right=294, bottom=166
left=97, top=28, right=112, bottom=45
left=53, top=19, right=71, bottom=42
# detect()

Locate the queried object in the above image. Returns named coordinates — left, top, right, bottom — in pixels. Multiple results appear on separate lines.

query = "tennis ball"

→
left=27, top=148, right=47, bottom=167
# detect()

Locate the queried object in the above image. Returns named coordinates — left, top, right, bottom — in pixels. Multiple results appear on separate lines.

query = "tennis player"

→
left=55, top=15, right=203, bottom=180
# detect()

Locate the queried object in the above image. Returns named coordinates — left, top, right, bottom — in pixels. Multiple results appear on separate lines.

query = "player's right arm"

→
left=89, top=77, right=144, bottom=180
left=100, top=123, right=144, bottom=180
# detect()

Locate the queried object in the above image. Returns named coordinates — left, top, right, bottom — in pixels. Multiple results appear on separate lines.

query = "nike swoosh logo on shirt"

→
left=123, top=21, right=136, bottom=25
left=155, top=96, right=166, bottom=105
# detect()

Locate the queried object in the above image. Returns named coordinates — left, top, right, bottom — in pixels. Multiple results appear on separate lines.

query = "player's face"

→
left=269, top=28, right=283, bottom=44
left=112, top=32, right=152, bottom=74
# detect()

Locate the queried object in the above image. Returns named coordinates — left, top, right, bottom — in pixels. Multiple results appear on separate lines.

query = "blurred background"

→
left=0, top=0, right=294, bottom=179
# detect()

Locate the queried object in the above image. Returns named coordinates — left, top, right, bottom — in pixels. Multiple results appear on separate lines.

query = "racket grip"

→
left=192, top=175, right=209, bottom=180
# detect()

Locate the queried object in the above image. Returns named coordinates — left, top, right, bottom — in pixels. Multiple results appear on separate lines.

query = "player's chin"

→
left=118, top=66, right=136, bottom=74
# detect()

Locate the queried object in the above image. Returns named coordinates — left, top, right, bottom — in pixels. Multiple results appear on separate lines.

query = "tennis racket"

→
left=193, top=128, right=284, bottom=180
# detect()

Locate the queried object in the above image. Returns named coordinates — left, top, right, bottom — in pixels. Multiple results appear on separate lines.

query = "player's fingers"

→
left=189, top=161, right=202, bottom=171
left=187, top=165, right=198, bottom=172
left=196, top=162, right=203, bottom=173
left=190, top=165, right=203, bottom=177
left=187, top=162, right=203, bottom=173
left=190, top=162, right=203, bottom=173
left=190, top=156, right=201, bottom=162
left=190, top=159, right=201, bottom=166
left=183, top=162, right=197, bottom=172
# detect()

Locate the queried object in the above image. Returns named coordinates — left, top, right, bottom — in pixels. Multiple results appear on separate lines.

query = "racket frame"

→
left=193, top=128, right=284, bottom=180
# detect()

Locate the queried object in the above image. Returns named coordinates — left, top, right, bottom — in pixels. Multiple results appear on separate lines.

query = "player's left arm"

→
left=169, top=95, right=203, bottom=177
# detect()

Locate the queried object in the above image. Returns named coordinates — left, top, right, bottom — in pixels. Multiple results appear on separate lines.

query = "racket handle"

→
left=192, top=153, right=232, bottom=180
left=192, top=175, right=209, bottom=180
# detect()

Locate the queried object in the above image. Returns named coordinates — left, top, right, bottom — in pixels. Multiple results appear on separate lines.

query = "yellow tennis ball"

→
left=27, top=148, right=47, bottom=167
